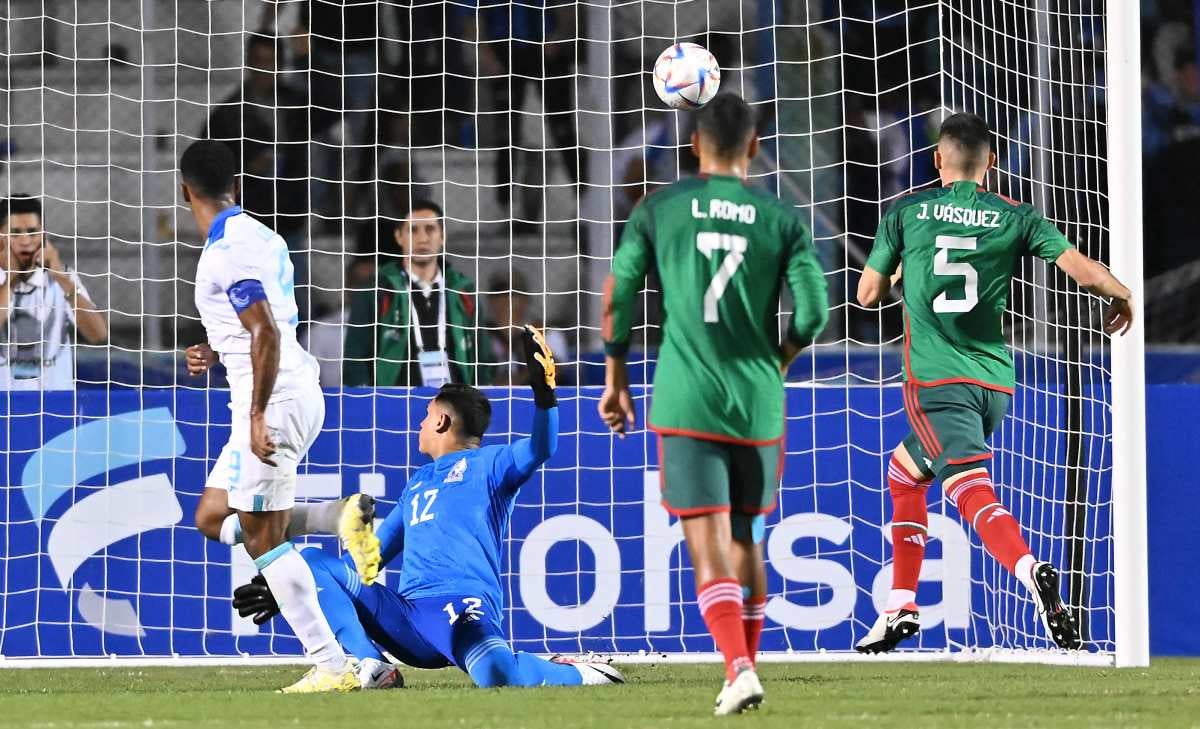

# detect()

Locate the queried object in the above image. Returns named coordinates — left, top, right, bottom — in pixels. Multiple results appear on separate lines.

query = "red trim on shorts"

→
left=735, top=499, right=778, bottom=516
left=947, top=453, right=993, bottom=465
left=909, top=385, right=943, bottom=456
left=650, top=425, right=784, bottom=447
left=661, top=501, right=732, bottom=517
left=903, top=382, right=941, bottom=458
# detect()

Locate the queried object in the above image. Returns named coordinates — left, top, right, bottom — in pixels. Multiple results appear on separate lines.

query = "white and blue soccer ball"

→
left=652, top=42, right=721, bottom=110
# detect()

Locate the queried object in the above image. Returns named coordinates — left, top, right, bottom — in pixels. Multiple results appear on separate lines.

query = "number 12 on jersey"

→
left=696, top=232, right=748, bottom=323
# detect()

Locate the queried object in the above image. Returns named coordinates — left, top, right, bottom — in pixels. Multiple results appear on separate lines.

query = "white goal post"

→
left=0, top=0, right=1146, bottom=667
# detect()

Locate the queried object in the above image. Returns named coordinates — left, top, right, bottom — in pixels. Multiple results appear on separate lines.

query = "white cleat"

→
left=550, top=653, right=626, bottom=685
left=713, top=669, right=763, bottom=716
left=357, top=657, right=404, bottom=689
left=855, top=603, right=920, bottom=654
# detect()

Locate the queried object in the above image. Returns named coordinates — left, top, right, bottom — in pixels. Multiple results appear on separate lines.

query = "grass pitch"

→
left=2, top=660, right=1199, bottom=728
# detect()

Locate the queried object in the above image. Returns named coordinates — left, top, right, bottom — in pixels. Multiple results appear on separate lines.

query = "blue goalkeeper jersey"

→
left=376, top=407, right=558, bottom=612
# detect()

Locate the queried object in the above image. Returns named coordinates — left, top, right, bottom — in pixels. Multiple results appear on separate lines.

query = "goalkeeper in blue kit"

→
left=233, top=327, right=623, bottom=689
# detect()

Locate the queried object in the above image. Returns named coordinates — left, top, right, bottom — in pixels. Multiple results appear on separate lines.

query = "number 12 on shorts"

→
left=443, top=597, right=485, bottom=624
left=696, top=232, right=748, bottom=323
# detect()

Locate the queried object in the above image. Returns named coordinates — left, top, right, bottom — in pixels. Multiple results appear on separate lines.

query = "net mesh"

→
left=0, top=0, right=1116, bottom=661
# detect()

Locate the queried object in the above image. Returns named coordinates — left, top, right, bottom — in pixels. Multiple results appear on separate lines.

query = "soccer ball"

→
left=652, top=42, right=721, bottom=110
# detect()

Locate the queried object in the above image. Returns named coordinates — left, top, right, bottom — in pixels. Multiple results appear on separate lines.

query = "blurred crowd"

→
left=1, top=1, right=1195, bottom=390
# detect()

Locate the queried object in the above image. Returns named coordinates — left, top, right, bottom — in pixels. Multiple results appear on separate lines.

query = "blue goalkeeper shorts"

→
left=304, top=550, right=508, bottom=673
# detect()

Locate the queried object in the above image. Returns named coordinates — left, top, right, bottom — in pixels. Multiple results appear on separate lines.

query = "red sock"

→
left=698, top=578, right=752, bottom=681
left=742, top=595, right=767, bottom=665
left=889, top=456, right=930, bottom=594
left=949, top=471, right=1031, bottom=573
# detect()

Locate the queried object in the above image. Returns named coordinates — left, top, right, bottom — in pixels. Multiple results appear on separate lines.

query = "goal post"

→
left=0, top=1, right=1146, bottom=667
left=1105, top=0, right=1150, bottom=670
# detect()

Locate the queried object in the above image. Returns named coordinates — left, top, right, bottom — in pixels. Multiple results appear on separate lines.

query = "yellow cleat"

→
left=338, top=493, right=381, bottom=585
left=278, top=664, right=362, bottom=694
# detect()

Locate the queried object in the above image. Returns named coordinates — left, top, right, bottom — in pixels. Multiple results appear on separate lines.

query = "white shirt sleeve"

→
left=205, top=245, right=268, bottom=294
left=63, top=270, right=89, bottom=326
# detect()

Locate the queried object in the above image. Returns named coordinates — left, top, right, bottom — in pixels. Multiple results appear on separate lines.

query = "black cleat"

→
left=1031, top=562, right=1083, bottom=650
left=855, top=604, right=921, bottom=654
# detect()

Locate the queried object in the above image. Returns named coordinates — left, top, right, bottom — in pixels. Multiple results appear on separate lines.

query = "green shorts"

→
left=902, top=382, right=1010, bottom=479
left=658, top=434, right=782, bottom=518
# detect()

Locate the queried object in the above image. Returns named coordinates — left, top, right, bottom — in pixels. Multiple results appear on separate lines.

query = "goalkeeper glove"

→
left=232, top=574, right=280, bottom=626
left=522, top=324, right=557, bottom=409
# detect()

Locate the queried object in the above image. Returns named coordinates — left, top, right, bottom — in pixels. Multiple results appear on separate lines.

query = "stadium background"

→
left=0, top=0, right=1192, bottom=660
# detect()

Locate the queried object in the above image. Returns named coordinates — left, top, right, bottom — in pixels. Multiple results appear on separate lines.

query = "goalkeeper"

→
left=235, top=327, right=623, bottom=689
left=600, top=93, right=828, bottom=715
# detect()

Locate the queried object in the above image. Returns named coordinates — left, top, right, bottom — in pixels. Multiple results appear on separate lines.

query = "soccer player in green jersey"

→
left=855, top=112, right=1134, bottom=653
left=600, top=94, right=828, bottom=714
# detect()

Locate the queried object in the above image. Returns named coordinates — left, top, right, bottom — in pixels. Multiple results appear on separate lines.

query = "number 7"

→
left=696, top=232, right=749, bottom=323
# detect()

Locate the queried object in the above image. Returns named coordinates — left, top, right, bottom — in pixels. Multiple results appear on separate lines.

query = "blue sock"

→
left=301, top=548, right=386, bottom=662
left=465, top=642, right=582, bottom=688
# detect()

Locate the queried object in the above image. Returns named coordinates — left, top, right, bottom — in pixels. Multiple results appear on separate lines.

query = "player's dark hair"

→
left=180, top=140, right=237, bottom=200
left=398, top=199, right=445, bottom=233
left=435, top=383, right=492, bottom=440
left=696, top=93, right=756, bottom=158
left=0, top=194, right=43, bottom=229
left=938, top=112, right=993, bottom=159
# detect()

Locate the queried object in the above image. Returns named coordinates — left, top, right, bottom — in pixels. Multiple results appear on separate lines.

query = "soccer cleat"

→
left=338, top=493, right=381, bottom=585
left=550, top=653, right=625, bottom=685
left=855, top=604, right=921, bottom=654
left=1029, top=562, right=1083, bottom=650
left=357, top=657, right=404, bottom=689
left=278, top=663, right=362, bottom=694
left=713, top=669, right=764, bottom=716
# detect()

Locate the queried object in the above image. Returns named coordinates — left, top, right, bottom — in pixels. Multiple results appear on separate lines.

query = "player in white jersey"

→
left=178, top=140, right=371, bottom=693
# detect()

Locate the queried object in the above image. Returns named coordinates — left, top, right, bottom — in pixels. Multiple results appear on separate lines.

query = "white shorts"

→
left=206, top=388, right=325, bottom=512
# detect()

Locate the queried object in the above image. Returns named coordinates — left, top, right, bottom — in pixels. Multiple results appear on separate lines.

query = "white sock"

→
left=218, top=514, right=242, bottom=545
left=294, top=500, right=343, bottom=535
left=256, top=543, right=349, bottom=672
left=1015, top=554, right=1038, bottom=596
left=884, top=589, right=917, bottom=613
left=217, top=502, right=342, bottom=547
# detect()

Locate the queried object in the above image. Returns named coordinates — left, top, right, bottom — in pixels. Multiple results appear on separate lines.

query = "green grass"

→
left=2, top=660, right=1200, bottom=728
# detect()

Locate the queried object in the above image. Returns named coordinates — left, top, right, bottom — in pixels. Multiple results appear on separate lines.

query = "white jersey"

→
left=194, top=206, right=317, bottom=405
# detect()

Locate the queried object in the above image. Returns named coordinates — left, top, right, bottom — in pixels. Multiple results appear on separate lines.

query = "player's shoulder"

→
left=977, top=189, right=1040, bottom=219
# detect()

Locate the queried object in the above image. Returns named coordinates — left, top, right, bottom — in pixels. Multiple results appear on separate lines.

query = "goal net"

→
left=0, top=0, right=1143, bottom=666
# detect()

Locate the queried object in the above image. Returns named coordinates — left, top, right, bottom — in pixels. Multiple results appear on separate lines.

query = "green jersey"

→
left=866, top=180, right=1074, bottom=393
left=603, top=175, right=828, bottom=443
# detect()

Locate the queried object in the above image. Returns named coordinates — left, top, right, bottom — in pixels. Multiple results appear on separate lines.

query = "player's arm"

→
left=857, top=206, right=903, bottom=308
left=1054, top=248, right=1134, bottom=335
left=1026, top=212, right=1134, bottom=336
left=231, top=280, right=281, bottom=466
left=374, top=498, right=407, bottom=569
left=780, top=214, right=829, bottom=369
left=495, top=326, right=561, bottom=489
left=599, top=204, right=653, bottom=435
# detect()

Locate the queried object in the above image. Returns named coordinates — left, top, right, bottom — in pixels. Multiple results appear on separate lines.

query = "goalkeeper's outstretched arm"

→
left=497, top=326, right=561, bottom=487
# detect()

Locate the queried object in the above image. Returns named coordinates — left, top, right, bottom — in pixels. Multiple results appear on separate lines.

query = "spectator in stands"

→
left=471, top=1, right=583, bottom=230
left=0, top=195, right=107, bottom=390
left=205, top=34, right=321, bottom=321
left=483, top=269, right=570, bottom=387
left=343, top=200, right=491, bottom=387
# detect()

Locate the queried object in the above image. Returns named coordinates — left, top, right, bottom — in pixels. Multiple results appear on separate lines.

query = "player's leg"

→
left=661, top=435, right=760, bottom=715
left=726, top=441, right=780, bottom=667
left=200, top=485, right=364, bottom=547
left=443, top=605, right=619, bottom=688
left=855, top=433, right=932, bottom=653
left=230, top=397, right=356, bottom=692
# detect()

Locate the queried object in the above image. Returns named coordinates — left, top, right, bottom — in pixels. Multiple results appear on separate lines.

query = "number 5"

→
left=696, top=232, right=749, bottom=323
left=932, top=235, right=978, bottom=313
